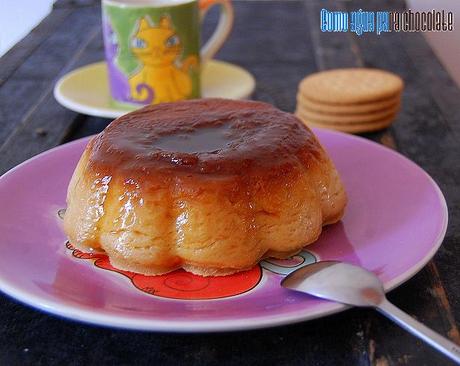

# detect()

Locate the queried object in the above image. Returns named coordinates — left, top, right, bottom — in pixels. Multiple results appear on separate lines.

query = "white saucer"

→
left=54, top=60, right=256, bottom=119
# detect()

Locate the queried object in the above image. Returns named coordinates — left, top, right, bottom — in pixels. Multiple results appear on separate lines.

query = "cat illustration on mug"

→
left=129, top=15, right=198, bottom=104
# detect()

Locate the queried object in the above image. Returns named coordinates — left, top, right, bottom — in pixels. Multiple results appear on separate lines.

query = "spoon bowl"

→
left=281, top=261, right=460, bottom=364
left=281, top=261, right=385, bottom=307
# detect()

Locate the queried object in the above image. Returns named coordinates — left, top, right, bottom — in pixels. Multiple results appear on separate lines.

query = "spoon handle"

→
left=377, top=298, right=460, bottom=364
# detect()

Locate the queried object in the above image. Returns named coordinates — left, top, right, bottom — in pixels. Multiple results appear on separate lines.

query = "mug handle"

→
left=199, top=0, right=234, bottom=62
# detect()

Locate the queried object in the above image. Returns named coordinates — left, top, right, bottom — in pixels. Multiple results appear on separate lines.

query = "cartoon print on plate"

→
left=65, top=242, right=317, bottom=300
left=260, top=251, right=317, bottom=275
left=65, top=239, right=317, bottom=300
left=66, top=242, right=262, bottom=300
left=129, top=15, right=198, bottom=104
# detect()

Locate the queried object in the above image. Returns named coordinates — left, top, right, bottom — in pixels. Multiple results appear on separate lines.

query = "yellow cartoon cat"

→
left=129, top=15, right=197, bottom=104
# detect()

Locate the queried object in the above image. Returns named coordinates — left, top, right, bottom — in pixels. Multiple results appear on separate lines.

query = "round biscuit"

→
left=295, top=103, right=400, bottom=124
left=296, top=93, right=401, bottom=115
left=299, top=68, right=404, bottom=104
left=295, top=112, right=396, bottom=133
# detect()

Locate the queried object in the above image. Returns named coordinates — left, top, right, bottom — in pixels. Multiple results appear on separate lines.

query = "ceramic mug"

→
left=102, top=0, right=233, bottom=107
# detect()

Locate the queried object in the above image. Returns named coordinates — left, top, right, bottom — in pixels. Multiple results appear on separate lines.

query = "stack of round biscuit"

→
left=295, top=68, right=404, bottom=133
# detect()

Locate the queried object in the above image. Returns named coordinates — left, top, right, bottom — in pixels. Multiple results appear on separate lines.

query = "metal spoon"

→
left=281, top=261, right=460, bottom=364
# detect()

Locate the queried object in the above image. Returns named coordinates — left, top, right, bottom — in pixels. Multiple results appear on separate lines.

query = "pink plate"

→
left=0, top=129, right=448, bottom=332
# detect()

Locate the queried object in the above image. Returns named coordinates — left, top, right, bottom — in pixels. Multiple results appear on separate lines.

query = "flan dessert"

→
left=64, top=99, right=347, bottom=276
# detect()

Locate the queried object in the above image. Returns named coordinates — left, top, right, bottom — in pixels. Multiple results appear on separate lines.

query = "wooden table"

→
left=0, top=0, right=459, bottom=364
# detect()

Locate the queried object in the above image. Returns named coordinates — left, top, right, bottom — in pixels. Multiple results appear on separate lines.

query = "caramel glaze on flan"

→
left=64, top=99, right=347, bottom=276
